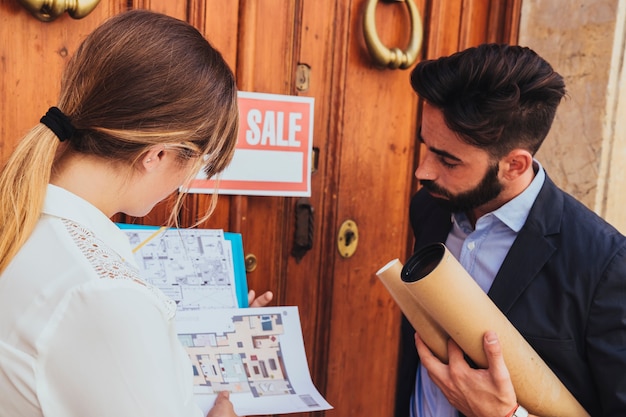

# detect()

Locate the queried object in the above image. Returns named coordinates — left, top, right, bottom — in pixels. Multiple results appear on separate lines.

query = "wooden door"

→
left=0, top=1, right=520, bottom=416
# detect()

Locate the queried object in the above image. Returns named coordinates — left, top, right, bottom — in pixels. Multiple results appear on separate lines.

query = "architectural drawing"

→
left=125, top=228, right=239, bottom=310
left=179, top=312, right=301, bottom=398
left=117, top=224, right=331, bottom=415
left=175, top=307, right=332, bottom=415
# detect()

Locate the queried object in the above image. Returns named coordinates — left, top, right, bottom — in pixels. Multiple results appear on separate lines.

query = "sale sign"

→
left=187, top=91, right=314, bottom=197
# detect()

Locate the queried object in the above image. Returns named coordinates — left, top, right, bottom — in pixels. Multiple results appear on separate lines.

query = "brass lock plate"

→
left=245, top=254, right=258, bottom=272
left=337, top=219, right=358, bottom=258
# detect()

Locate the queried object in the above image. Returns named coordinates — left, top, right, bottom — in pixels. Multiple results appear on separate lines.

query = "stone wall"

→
left=518, top=0, right=626, bottom=232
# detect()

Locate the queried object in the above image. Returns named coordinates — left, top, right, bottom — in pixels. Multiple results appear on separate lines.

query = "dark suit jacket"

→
left=395, top=174, right=626, bottom=417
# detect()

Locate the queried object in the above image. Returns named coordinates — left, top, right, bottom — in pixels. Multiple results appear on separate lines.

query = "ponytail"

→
left=0, top=124, right=61, bottom=274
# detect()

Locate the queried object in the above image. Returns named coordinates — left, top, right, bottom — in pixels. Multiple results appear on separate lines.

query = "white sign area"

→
left=187, top=91, right=315, bottom=197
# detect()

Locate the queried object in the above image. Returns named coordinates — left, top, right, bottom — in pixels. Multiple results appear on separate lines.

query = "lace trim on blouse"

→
left=62, top=219, right=177, bottom=319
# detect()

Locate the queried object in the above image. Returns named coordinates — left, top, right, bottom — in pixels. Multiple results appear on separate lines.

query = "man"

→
left=396, top=43, right=626, bottom=417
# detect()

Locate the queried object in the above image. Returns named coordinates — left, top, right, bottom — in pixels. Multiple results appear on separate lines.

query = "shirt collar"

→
left=43, top=184, right=137, bottom=266
left=451, top=160, right=545, bottom=233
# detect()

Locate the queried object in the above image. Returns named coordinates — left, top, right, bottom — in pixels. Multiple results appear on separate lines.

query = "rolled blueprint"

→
left=376, top=259, right=449, bottom=362
left=377, top=243, right=589, bottom=417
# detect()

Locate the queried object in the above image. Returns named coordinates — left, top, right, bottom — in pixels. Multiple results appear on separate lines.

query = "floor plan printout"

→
left=118, top=225, right=331, bottom=414
left=176, top=306, right=332, bottom=415
left=121, top=225, right=247, bottom=309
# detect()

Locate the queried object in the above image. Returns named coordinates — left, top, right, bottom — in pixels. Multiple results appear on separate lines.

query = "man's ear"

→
left=141, top=146, right=166, bottom=172
left=500, top=149, right=533, bottom=181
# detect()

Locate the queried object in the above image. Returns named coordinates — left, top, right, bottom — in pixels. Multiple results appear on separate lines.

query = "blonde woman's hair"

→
left=0, top=9, right=239, bottom=275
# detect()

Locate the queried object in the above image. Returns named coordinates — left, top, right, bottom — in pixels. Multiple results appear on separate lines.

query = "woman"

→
left=0, top=9, right=271, bottom=417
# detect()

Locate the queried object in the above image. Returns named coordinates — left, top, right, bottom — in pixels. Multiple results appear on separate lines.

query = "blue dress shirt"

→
left=412, top=162, right=545, bottom=417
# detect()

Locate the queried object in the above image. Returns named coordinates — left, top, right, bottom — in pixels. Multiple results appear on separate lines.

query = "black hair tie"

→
left=40, top=107, right=75, bottom=142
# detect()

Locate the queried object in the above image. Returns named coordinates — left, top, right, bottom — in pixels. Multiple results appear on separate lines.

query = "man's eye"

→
left=439, top=157, right=458, bottom=168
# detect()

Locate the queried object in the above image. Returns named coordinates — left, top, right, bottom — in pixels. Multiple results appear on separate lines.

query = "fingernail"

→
left=486, top=333, right=498, bottom=344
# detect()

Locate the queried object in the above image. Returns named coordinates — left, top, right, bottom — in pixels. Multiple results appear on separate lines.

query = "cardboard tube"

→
left=399, top=243, right=589, bottom=417
left=376, top=259, right=449, bottom=362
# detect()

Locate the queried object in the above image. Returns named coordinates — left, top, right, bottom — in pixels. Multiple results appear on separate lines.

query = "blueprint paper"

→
left=176, top=306, right=332, bottom=415
left=119, top=224, right=244, bottom=309
left=118, top=224, right=331, bottom=414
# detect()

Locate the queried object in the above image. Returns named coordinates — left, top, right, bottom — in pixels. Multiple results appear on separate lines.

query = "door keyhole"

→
left=344, top=229, right=355, bottom=246
left=337, top=219, right=358, bottom=258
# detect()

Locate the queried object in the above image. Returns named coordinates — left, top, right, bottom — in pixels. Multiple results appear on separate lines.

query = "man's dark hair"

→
left=410, top=43, right=566, bottom=158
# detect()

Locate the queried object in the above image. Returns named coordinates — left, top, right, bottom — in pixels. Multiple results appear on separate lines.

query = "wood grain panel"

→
left=233, top=0, right=298, bottom=340
left=459, top=0, right=492, bottom=47
left=201, top=1, right=240, bottom=69
left=322, top=1, right=422, bottom=415
left=137, top=0, right=185, bottom=20
left=177, top=1, right=242, bottom=232
left=424, top=0, right=463, bottom=58
left=284, top=2, right=342, bottom=416
left=0, top=0, right=125, bottom=163
left=487, top=0, right=522, bottom=44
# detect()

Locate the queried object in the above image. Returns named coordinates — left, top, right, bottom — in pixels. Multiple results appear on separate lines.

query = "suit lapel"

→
left=488, top=231, right=555, bottom=312
left=488, top=175, right=563, bottom=313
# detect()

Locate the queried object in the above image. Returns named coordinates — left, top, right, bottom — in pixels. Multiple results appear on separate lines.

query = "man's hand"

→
left=248, top=290, right=273, bottom=307
left=206, top=391, right=238, bottom=417
left=415, top=331, right=518, bottom=417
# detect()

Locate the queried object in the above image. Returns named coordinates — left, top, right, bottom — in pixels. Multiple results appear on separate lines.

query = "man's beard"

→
left=420, top=163, right=503, bottom=213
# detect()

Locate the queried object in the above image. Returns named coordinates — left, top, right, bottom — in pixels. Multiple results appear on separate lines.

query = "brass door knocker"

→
left=363, top=0, right=423, bottom=69
left=17, top=0, right=101, bottom=22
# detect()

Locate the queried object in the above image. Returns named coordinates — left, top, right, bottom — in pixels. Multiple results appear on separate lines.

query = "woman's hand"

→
left=206, top=391, right=238, bottom=417
left=247, top=290, right=273, bottom=307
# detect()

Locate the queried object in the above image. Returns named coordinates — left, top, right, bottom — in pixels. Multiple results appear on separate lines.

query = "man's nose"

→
left=415, top=154, right=435, bottom=180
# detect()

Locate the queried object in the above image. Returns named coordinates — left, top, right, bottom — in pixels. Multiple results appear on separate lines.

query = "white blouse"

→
left=0, top=185, right=203, bottom=417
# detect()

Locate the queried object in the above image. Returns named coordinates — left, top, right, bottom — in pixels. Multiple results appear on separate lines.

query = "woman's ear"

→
left=141, top=146, right=166, bottom=171
left=500, top=149, right=533, bottom=181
